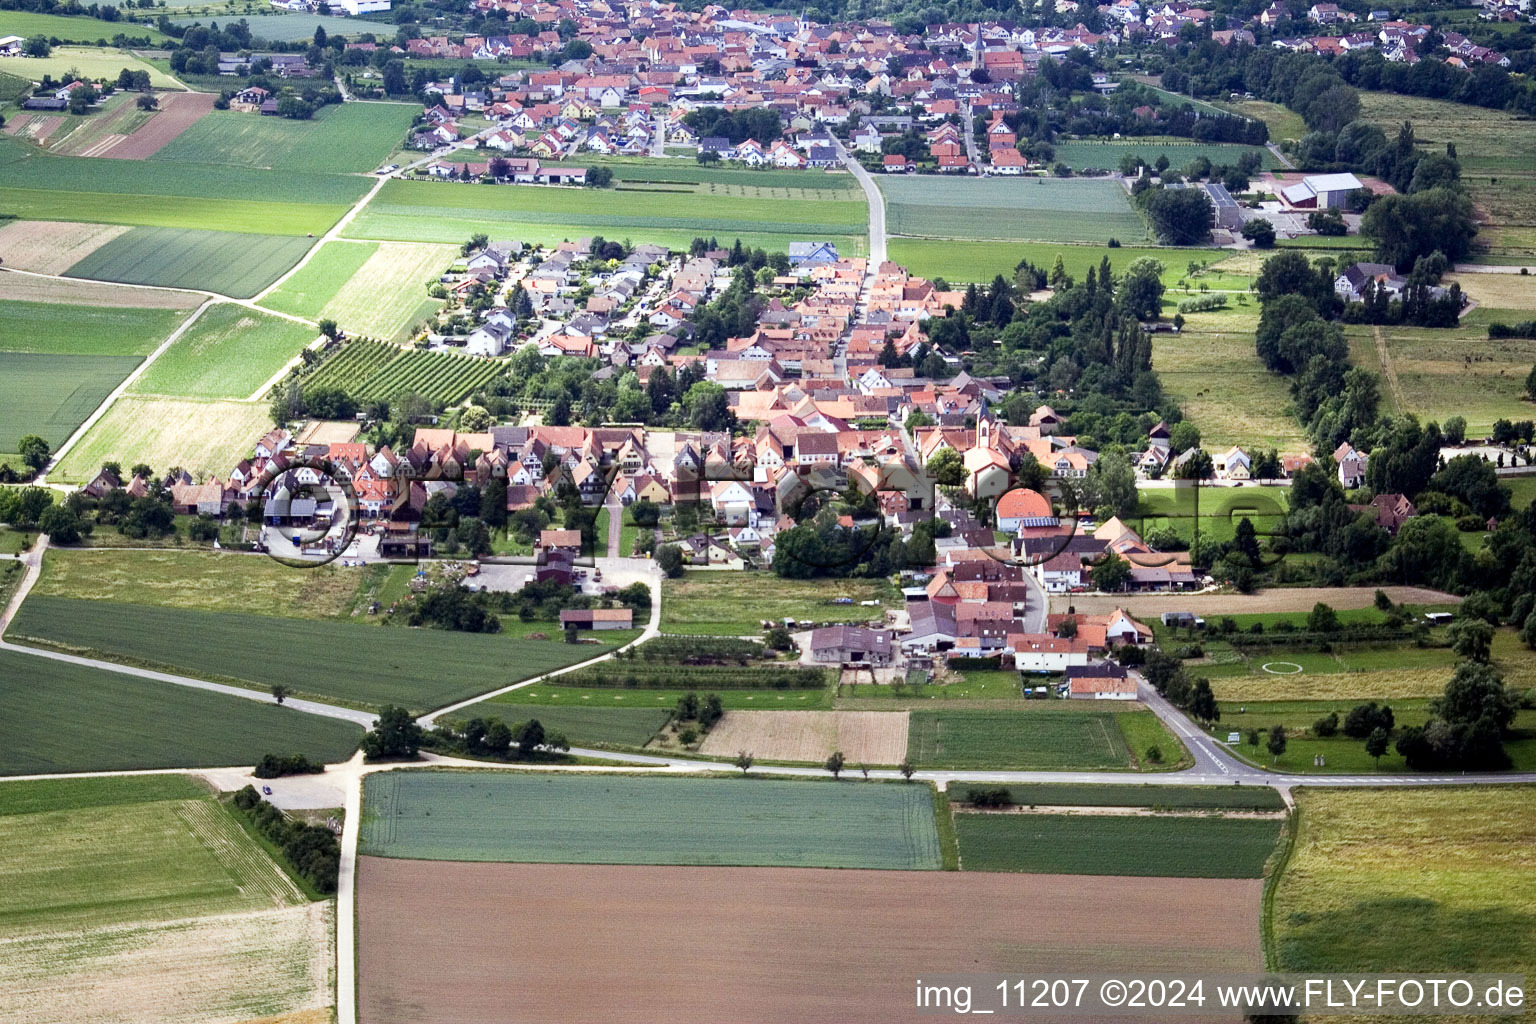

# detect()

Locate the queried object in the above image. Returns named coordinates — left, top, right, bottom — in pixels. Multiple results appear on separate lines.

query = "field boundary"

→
left=1259, top=801, right=1301, bottom=972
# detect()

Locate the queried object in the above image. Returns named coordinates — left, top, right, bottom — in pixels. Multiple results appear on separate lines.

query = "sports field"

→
left=8, top=595, right=621, bottom=712
left=1050, top=140, right=1278, bottom=172
left=1132, top=483, right=1292, bottom=547
left=0, top=649, right=361, bottom=774
left=50, top=396, right=273, bottom=482
left=129, top=303, right=313, bottom=399
left=302, top=340, right=503, bottom=404
left=878, top=176, right=1148, bottom=244
left=65, top=227, right=317, bottom=297
left=1274, top=787, right=1536, bottom=977
left=0, top=774, right=334, bottom=1024
left=0, top=351, right=142, bottom=453
left=360, top=771, right=942, bottom=869
left=344, top=178, right=866, bottom=251
left=905, top=708, right=1137, bottom=770
left=955, top=812, right=1282, bottom=877
left=357, top=859, right=1263, bottom=1024
left=152, top=102, right=417, bottom=174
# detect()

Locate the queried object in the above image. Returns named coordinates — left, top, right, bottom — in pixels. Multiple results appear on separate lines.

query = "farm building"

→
left=809, top=625, right=896, bottom=666
left=1066, top=662, right=1137, bottom=700
left=559, top=608, right=634, bottom=630
left=1280, top=172, right=1362, bottom=209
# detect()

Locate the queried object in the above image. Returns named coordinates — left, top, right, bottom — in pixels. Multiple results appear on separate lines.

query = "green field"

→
left=8, top=595, right=619, bottom=713
left=955, top=812, right=1282, bottom=877
left=950, top=782, right=1286, bottom=810
left=660, top=571, right=898, bottom=635
left=0, top=298, right=190, bottom=356
left=258, top=240, right=378, bottom=319
left=470, top=683, right=833, bottom=713
left=446, top=704, right=672, bottom=747
left=172, top=10, right=372, bottom=41
left=886, top=237, right=1220, bottom=285
left=1051, top=140, right=1278, bottom=173
left=130, top=303, right=313, bottom=399
left=302, top=339, right=503, bottom=404
left=345, top=178, right=866, bottom=250
left=66, top=227, right=317, bottom=298
left=1274, top=787, right=1536, bottom=977
left=905, top=708, right=1137, bottom=770
left=360, top=771, right=942, bottom=869
left=878, top=175, right=1147, bottom=244
left=0, top=351, right=141, bottom=453
left=51, top=395, right=273, bottom=483
left=0, top=10, right=169, bottom=42
left=152, top=102, right=417, bottom=174
left=1132, top=484, right=1292, bottom=547
left=0, top=648, right=361, bottom=775
left=564, top=157, right=862, bottom=191
left=1347, top=321, right=1536, bottom=435
left=0, top=46, right=180, bottom=88
left=312, top=241, right=455, bottom=339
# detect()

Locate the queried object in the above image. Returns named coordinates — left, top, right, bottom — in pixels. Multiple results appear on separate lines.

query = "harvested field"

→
left=699, top=710, right=909, bottom=764
left=100, top=91, right=217, bottom=160
left=0, top=219, right=128, bottom=274
left=361, top=771, right=941, bottom=869
left=1057, top=585, right=1460, bottom=617
left=295, top=419, right=358, bottom=444
left=0, top=270, right=198, bottom=308
left=1208, top=667, right=1454, bottom=702
left=357, top=859, right=1264, bottom=1024
left=52, top=396, right=274, bottom=483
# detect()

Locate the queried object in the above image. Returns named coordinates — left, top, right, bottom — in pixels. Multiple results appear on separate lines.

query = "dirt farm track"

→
left=357, top=858, right=1263, bottom=1024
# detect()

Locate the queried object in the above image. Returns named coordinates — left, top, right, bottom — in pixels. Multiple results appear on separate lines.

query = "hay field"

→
left=361, top=771, right=942, bottom=869
left=52, top=395, right=272, bottom=482
left=0, top=219, right=127, bottom=273
left=129, top=303, right=315, bottom=399
left=1446, top=271, right=1536, bottom=311
left=0, top=47, right=181, bottom=88
left=1275, top=787, right=1536, bottom=980
left=358, top=859, right=1263, bottom=1024
left=0, top=776, right=333, bottom=1024
left=258, top=240, right=377, bottom=319
left=1347, top=322, right=1536, bottom=434
left=699, top=710, right=909, bottom=764
left=318, top=241, right=455, bottom=339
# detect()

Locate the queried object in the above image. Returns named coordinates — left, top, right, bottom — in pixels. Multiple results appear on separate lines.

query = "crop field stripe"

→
left=174, top=799, right=303, bottom=907
left=65, top=227, right=317, bottom=298
left=955, top=813, right=1284, bottom=877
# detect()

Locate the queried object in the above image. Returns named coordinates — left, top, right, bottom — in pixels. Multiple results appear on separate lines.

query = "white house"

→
left=1334, top=442, right=1368, bottom=489
left=1011, top=634, right=1091, bottom=672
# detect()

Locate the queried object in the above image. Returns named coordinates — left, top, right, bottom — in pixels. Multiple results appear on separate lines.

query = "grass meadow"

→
left=66, top=227, right=317, bottom=297
left=0, top=648, right=361, bottom=775
left=879, top=175, right=1147, bottom=244
left=360, top=771, right=943, bottom=869
left=51, top=396, right=273, bottom=482
left=129, top=303, right=313, bottom=399
left=344, top=178, right=866, bottom=251
left=905, top=708, right=1136, bottom=770
left=1274, top=787, right=1536, bottom=977
left=446, top=704, right=672, bottom=748
left=1051, top=139, right=1279, bottom=172
left=151, top=102, right=417, bottom=174
left=316, top=241, right=456, bottom=339
left=660, top=571, right=898, bottom=634
left=955, top=812, right=1282, bottom=877
left=8, top=594, right=623, bottom=713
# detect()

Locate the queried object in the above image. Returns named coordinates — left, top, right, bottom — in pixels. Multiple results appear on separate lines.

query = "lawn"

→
left=948, top=782, right=1286, bottom=810
left=0, top=773, right=334, bottom=1024
left=0, top=648, right=361, bottom=775
left=1213, top=99, right=1309, bottom=143
left=0, top=298, right=190, bottom=356
left=151, top=101, right=417, bottom=174
left=66, top=227, right=317, bottom=297
left=259, top=239, right=377, bottom=319
left=1346, top=321, right=1536, bottom=435
left=1051, top=140, right=1279, bottom=172
left=0, top=46, right=180, bottom=88
left=0, top=351, right=142, bottom=453
left=1274, top=787, right=1536, bottom=977
left=885, top=237, right=1222, bottom=285
left=955, top=812, right=1282, bottom=877
left=1153, top=310, right=1310, bottom=451
left=878, top=175, right=1148, bottom=244
left=316, top=241, right=457, bottom=340
left=8, top=594, right=622, bottom=713
left=905, top=708, right=1136, bottom=770
left=660, top=570, right=899, bottom=634
left=360, top=771, right=942, bottom=869
left=0, top=10, right=169, bottom=42
left=51, top=396, right=273, bottom=482
left=344, top=178, right=866, bottom=249
left=129, top=303, right=313, bottom=399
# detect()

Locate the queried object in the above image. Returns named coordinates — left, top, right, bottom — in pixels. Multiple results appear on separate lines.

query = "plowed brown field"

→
left=357, top=859, right=1263, bottom=1024
left=103, top=92, right=217, bottom=159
